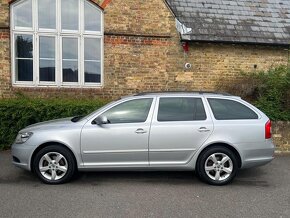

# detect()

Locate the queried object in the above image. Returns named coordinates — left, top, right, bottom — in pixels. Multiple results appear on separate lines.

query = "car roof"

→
left=133, top=91, right=235, bottom=97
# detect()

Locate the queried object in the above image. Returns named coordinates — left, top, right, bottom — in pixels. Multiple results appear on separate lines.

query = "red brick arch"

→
left=100, top=0, right=112, bottom=9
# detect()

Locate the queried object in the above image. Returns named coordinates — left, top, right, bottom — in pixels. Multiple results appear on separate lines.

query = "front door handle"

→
left=135, top=128, right=147, bottom=134
left=198, top=127, right=210, bottom=132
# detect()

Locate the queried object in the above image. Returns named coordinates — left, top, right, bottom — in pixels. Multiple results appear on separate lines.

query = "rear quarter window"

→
left=208, top=98, right=258, bottom=120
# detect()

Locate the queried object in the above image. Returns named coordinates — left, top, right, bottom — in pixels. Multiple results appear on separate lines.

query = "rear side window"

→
left=157, top=97, right=206, bottom=122
left=208, top=98, right=258, bottom=120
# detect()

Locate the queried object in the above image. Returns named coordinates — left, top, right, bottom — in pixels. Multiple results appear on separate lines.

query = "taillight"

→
left=265, top=120, right=271, bottom=139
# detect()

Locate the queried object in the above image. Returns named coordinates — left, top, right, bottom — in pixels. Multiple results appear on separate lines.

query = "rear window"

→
left=157, top=97, right=206, bottom=122
left=208, top=98, right=258, bottom=120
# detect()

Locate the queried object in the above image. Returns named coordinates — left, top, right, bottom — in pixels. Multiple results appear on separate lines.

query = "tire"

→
left=196, top=146, right=238, bottom=186
left=32, top=145, right=76, bottom=184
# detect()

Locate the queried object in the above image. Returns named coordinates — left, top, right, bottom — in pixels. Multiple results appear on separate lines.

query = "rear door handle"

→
left=135, top=128, right=147, bottom=134
left=198, top=127, right=210, bottom=132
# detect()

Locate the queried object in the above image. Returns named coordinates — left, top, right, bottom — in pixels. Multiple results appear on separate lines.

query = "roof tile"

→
left=166, top=0, right=290, bottom=45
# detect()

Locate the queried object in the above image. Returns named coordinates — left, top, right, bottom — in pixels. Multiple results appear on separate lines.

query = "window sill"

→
left=12, top=83, right=104, bottom=89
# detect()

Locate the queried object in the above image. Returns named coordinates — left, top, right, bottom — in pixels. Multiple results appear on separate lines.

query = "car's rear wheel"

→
left=196, top=146, right=238, bottom=185
left=33, top=145, right=76, bottom=184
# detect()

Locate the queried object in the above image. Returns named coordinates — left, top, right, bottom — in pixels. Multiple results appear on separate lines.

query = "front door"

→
left=81, top=98, right=155, bottom=167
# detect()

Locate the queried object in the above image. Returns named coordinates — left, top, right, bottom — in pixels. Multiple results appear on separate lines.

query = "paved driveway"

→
left=0, top=150, right=289, bottom=218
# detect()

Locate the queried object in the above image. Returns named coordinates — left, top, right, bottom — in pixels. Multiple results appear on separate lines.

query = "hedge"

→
left=0, top=98, right=107, bottom=150
left=216, top=65, right=290, bottom=121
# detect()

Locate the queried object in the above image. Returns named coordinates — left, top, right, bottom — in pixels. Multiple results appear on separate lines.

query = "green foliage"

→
left=217, top=65, right=290, bottom=121
left=253, top=66, right=290, bottom=120
left=0, top=98, right=108, bottom=150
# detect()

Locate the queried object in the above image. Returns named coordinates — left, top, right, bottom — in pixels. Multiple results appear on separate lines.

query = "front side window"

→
left=11, top=0, right=103, bottom=86
left=102, top=99, right=153, bottom=124
left=208, top=98, right=258, bottom=120
left=157, top=97, right=207, bottom=122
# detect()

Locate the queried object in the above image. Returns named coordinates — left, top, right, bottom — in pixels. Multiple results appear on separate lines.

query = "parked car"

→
left=11, top=92, right=274, bottom=185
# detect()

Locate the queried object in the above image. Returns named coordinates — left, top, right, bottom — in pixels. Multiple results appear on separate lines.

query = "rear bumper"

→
left=241, top=156, right=274, bottom=169
left=240, top=139, right=275, bottom=169
left=11, top=143, right=35, bottom=171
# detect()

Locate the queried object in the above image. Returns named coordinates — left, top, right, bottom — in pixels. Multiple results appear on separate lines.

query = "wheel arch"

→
left=197, top=142, right=242, bottom=168
left=30, top=141, right=78, bottom=172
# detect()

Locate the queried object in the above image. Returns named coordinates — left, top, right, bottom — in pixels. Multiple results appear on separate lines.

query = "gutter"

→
left=180, top=38, right=290, bottom=48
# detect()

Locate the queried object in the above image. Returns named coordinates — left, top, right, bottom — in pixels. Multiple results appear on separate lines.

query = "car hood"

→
left=20, top=117, right=76, bottom=132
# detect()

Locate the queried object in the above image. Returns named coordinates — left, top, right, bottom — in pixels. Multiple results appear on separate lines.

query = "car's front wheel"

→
left=33, top=145, right=76, bottom=184
left=196, top=146, right=238, bottom=185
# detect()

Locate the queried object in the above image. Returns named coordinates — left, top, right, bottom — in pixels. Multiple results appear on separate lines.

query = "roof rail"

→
left=135, top=91, right=232, bottom=96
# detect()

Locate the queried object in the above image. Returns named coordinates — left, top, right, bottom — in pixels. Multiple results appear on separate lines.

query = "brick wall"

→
left=0, top=0, right=9, bottom=27
left=0, top=0, right=289, bottom=99
left=0, top=29, right=11, bottom=98
left=166, top=42, right=289, bottom=91
left=273, top=122, right=290, bottom=153
left=103, top=0, right=174, bottom=36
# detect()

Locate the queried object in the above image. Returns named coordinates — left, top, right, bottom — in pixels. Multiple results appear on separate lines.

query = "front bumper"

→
left=11, top=143, right=36, bottom=171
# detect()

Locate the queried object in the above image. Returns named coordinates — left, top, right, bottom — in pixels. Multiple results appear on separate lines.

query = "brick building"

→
left=0, top=0, right=289, bottom=99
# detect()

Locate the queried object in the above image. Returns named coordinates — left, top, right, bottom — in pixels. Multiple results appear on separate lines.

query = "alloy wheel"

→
left=204, top=153, right=233, bottom=181
left=38, top=152, right=68, bottom=181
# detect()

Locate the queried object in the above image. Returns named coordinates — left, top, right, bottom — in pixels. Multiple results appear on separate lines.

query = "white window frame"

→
left=82, top=36, right=103, bottom=86
left=13, top=0, right=34, bottom=31
left=37, top=34, right=57, bottom=85
left=37, top=0, right=57, bottom=32
left=60, top=36, right=80, bottom=86
left=11, top=0, right=104, bottom=88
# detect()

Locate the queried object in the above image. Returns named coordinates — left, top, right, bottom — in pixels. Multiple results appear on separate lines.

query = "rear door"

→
left=149, top=96, right=213, bottom=165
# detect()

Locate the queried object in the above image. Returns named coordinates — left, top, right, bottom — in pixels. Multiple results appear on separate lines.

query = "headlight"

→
left=15, top=132, right=33, bottom=144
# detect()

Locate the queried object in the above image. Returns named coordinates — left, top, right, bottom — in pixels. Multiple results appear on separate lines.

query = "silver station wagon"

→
left=12, top=92, right=275, bottom=185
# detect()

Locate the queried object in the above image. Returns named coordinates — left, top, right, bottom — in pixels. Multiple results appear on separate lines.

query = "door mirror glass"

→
left=93, top=115, right=109, bottom=125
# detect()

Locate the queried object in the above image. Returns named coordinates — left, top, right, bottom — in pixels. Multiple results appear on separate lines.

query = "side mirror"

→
left=93, top=115, right=109, bottom=125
